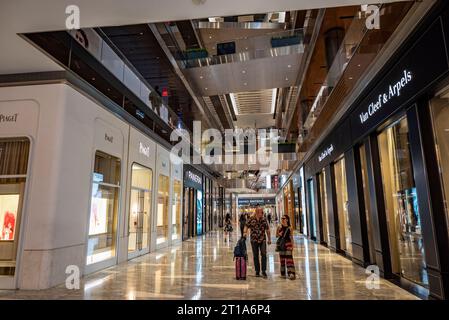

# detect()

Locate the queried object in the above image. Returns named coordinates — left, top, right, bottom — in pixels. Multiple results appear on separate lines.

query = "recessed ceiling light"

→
left=287, top=64, right=291, bottom=68
left=139, top=32, right=144, bottom=35
left=205, top=87, right=208, bottom=90
left=92, top=77, right=96, bottom=81
left=285, top=77, right=289, bottom=81
left=242, top=70, right=246, bottom=74
left=245, top=47, right=248, bottom=50
left=358, top=64, right=361, bottom=67
left=349, top=77, right=354, bottom=80
left=244, top=82, right=247, bottom=86
left=200, top=75, right=204, bottom=79
left=209, top=35, right=212, bottom=39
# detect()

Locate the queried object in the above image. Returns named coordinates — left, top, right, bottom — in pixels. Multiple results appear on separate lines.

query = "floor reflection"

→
left=0, top=227, right=419, bottom=300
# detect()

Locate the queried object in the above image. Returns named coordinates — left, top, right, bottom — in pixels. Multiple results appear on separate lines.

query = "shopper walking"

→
left=224, top=216, right=233, bottom=243
left=239, top=213, right=247, bottom=237
left=243, top=204, right=271, bottom=278
left=276, top=215, right=296, bottom=280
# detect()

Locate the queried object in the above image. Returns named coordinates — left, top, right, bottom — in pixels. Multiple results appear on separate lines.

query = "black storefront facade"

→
left=303, top=3, right=449, bottom=299
left=183, top=165, right=204, bottom=240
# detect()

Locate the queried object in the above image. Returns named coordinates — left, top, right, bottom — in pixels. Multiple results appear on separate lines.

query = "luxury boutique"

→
left=282, top=6, right=449, bottom=299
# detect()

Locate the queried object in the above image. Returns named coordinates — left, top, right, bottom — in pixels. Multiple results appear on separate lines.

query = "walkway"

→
left=0, top=227, right=418, bottom=300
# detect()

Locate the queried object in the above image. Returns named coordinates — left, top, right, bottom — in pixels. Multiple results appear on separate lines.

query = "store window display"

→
left=0, top=138, right=30, bottom=276
left=318, top=169, right=330, bottom=245
left=334, top=157, right=352, bottom=256
left=172, top=180, right=182, bottom=240
left=157, top=174, right=169, bottom=244
left=128, top=164, right=152, bottom=256
left=430, top=96, right=449, bottom=239
left=86, top=151, right=121, bottom=265
left=378, top=116, right=428, bottom=287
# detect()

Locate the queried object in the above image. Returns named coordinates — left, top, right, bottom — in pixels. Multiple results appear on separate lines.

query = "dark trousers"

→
left=251, top=241, right=267, bottom=274
left=240, top=224, right=245, bottom=237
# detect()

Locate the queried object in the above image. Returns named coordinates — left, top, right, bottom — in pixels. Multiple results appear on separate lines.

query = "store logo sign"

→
left=139, top=142, right=150, bottom=158
left=359, top=70, right=413, bottom=124
left=318, top=144, right=334, bottom=163
left=0, top=113, right=18, bottom=123
left=187, top=171, right=202, bottom=185
left=104, top=133, right=113, bottom=143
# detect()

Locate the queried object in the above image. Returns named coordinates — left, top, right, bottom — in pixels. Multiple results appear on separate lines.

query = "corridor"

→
left=0, top=228, right=418, bottom=300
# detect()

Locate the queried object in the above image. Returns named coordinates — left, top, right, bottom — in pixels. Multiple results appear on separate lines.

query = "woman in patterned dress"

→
left=276, top=215, right=296, bottom=280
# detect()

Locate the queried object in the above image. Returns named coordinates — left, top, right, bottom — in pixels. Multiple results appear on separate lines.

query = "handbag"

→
left=276, top=227, right=289, bottom=252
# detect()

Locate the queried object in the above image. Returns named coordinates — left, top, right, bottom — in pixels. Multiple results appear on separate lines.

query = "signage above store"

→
left=359, top=70, right=413, bottom=124
left=0, top=113, right=18, bottom=123
left=187, top=171, right=202, bottom=185
left=184, top=169, right=203, bottom=190
left=318, top=144, right=334, bottom=163
left=104, top=133, right=113, bottom=143
left=139, top=142, right=150, bottom=158
left=238, top=198, right=275, bottom=206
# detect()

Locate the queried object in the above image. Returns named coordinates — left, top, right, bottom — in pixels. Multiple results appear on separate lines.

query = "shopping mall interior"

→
left=1, top=0, right=449, bottom=303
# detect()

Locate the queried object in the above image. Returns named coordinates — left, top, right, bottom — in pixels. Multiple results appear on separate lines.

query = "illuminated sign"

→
left=318, top=144, right=334, bottom=163
left=359, top=70, right=413, bottom=124
left=187, top=171, right=202, bottom=185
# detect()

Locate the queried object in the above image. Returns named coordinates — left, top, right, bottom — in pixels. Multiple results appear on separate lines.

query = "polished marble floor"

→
left=0, top=227, right=419, bottom=300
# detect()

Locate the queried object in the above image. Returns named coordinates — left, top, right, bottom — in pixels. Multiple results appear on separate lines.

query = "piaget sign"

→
left=0, top=113, right=18, bottom=123
left=359, top=70, right=413, bottom=124
left=139, top=142, right=150, bottom=158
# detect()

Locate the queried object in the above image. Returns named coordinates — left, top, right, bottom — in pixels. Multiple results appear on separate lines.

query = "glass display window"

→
left=334, top=157, right=352, bottom=256
left=87, top=151, right=121, bottom=266
left=128, top=164, right=152, bottom=255
left=172, top=180, right=182, bottom=240
left=307, top=179, right=317, bottom=240
left=430, top=96, right=449, bottom=240
left=359, top=144, right=376, bottom=264
left=156, top=174, right=169, bottom=245
left=378, top=116, right=428, bottom=287
left=300, top=167, right=308, bottom=236
left=319, top=169, right=330, bottom=245
left=197, top=190, right=203, bottom=235
left=0, top=138, right=30, bottom=277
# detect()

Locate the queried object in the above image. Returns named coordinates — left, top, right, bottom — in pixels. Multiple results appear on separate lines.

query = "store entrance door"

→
left=0, top=183, right=25, bottom=289
left=128, top=164, right=152, bottom=260
left=128, top=187, right=151, bottom=259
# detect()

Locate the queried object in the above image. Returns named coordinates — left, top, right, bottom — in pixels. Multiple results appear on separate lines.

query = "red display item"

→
left=2, top=211, right=15, bottom=240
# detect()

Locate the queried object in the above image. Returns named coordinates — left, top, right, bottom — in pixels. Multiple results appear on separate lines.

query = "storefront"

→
left=303, top=5, right=449, bottom=299
left=0, top=137, right=30, bottom=289
left=0, top=83, right=186, bottom=289
left=125, top=129, right=156, bottom=260
left=182, top=165, right=203, bottom=239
